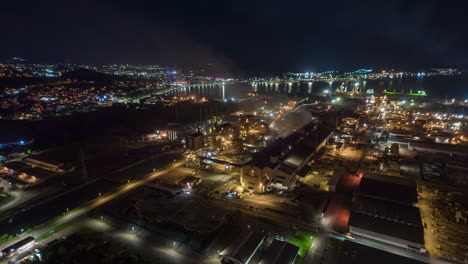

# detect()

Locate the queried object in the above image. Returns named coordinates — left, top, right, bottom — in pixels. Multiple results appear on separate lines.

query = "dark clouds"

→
left=1, top=0, right=467, bottom=72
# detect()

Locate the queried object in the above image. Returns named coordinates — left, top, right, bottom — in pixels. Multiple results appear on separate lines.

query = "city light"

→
left=0, top=21, right=466, bottom=264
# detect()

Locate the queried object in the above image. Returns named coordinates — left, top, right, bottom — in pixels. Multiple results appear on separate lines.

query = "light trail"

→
left=0, top=161, right=187, bottom=255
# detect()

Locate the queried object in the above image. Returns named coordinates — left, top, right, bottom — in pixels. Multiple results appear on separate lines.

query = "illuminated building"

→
left=240, top=123, right=331, bottom=192
left=185, top=132, right=204, bottom=150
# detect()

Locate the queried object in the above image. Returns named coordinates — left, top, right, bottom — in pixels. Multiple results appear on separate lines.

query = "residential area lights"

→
left=0, top=67, right=467, bottom=264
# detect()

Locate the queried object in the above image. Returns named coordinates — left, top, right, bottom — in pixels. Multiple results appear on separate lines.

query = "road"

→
left=304, top=211, right=437, bottom=264
left=82, top=218, right=220, bottom=264
left=417, top=187, right=437, bottom=258
left=336, top=109, right=455, bottom=264
left=0, top=190, right=39, bottom=212
left=350, top=234, right=454, bottom=264
left=416, top=182, right=468, bottom=262
left=0, top=151, right=184, bottom=236
left=2, top=222, right=79, bottom=263
left=304, top=216, right=334, bottom=264
left=57, top=161, right=185, bottom=224
left=302, top=132, right=452, bottom=264
left=0, top=161, right=185, bottom=261
left=303, top=208, right=452, bottom=264
left=0, top=152, right=174, bottom=234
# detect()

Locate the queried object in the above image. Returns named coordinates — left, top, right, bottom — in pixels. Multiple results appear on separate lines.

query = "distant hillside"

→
left=59, top=69, right=118, bottom=83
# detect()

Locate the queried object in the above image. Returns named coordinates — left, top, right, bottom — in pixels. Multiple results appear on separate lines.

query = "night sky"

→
left=2, top=0, right=468, bottom=72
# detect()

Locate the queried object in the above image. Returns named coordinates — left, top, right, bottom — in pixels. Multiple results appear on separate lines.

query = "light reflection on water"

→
left=170, top=75, right=467, bottom=100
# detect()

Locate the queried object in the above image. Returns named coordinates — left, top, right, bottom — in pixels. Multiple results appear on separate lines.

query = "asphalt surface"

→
left=0, top=161, right=185, bottom=261
left=305, top=216, right=334, bottom=264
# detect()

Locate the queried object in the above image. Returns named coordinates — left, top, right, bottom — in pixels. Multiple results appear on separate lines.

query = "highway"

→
left=0, top=161, right=185, bottom=262
left=55, top=161, right=185, bottom=226
left=0, top=152, right=180, bottom=236
left=0, top=190, right=38, bottom=212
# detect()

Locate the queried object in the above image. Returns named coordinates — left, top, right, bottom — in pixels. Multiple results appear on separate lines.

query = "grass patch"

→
left=0, top=233, right=18, bottom=246
left=54, top=222, right=72, bottom=233
left=36, top=222, right=73, bottom=241
left=288, top=230, right=314, bottom=264
left=59, top=208, right=80, bottom=218
left=36, top=231, right=52, bottom=241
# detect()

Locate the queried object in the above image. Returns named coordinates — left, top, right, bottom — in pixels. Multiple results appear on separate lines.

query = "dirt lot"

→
left=418, top=184, right=468, bottom=262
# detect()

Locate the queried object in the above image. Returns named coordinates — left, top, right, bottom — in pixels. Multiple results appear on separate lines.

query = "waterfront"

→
left=173, top=74, right=468, bottom=100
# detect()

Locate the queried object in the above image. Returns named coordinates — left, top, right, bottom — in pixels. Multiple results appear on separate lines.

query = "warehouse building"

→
left=258, top=239, right=299, bottom=264
left=0, top=161, right=31, bottom=175
left=348, top=173, right=425, bottom=252
left=220, top=231, right=265, bottom=264
left=355, top=172, right=418, bottom=206
left=338, top=240, right=426, bottom=264
left=24, top=155, right=62, bottom=172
